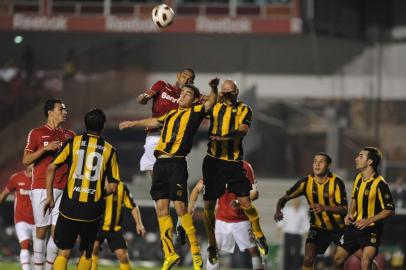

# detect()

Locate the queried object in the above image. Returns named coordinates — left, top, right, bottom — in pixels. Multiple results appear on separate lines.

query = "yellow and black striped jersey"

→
left=155, top=104, right=206, bottom=157
left=206, top=102, right=252, bottom=161
left=286, top=172, right=348, bottom=231
left=52, top=133, right=121, bottom=222
left=101, top=182, right=136, bottom=232
left=351, top=173, right=394, bottom=227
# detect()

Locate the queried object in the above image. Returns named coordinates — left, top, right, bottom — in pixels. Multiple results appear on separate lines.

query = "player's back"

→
left=53, top=132, right=121, bottom=222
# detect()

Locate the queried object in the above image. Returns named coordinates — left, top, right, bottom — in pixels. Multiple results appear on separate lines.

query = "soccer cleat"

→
left=192, top=253, right=203, bottom=270
left=256, top=236, right=269, bottom=256
left=207, top=246, right=218, bottom=265
left=161, top=253, right=180, bottom=270
left=176, top=225, right=186, bottom=246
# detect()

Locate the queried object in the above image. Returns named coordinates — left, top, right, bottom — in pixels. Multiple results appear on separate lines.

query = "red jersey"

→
left=24, top=125, right=75, bottom=190
left=5, top=171, right=34, bottom=224
left=216, top=161, right=256, bottom=223
left=144, top=80, right=180, bottom=132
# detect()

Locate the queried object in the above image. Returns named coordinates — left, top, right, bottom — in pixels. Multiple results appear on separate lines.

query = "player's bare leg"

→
left=115, top=248, right=131, bottom=270
left=238, top=196, right=268, bottom=255
left=90, top=240, right=101, bottom=270
left=247, top=247, right=265, bottom=270
left=302, top=242, right=317, bottom=270
left=332, top=246, right=350, bottom=270
left=203, top=200, right=218, bottom=264
left=174, top=200, right=202, bottom=270
left=353, top=249, right=380, bottom=270
left=34, top=226, right=49, bottom=270
left=360, top=246, right=378, bottom=270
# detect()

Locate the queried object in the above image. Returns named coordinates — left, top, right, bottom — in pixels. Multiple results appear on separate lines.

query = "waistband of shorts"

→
left=156, top=156, right=186, bottom=161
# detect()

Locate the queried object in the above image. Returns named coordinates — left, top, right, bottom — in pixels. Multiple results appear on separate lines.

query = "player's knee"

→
left=333, top=253, right=346, bottom=267
left=116, top=250, right=129, bottom=263
left=361, top=256, right=373, bottom=269
left=303, top=253, right=315, bottom=267
left=20, top=239, right=30, bottom=250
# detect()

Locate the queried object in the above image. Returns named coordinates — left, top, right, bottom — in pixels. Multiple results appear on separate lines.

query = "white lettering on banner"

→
left=196, top=16, right=252, bottom=33
left=13, top=14, right=67, bottom=31
left=106, top=16, right=158, bottom=32
left=161, top=92, right=179, bottom=103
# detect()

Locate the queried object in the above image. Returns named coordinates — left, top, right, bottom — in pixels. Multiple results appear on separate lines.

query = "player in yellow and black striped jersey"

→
left=202, top=80, right=268, bottom=262
left=118, top=80, right=219, bottom=270
left=274, top=152, right=348, bottom=270
left=91, top=182, right=145, bottom=270
left=44, top=109, right=121, bottom=270
left=333, top=147, right=395, bottom=270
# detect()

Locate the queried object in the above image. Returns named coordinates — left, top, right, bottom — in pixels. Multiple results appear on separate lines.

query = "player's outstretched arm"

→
left=0, top=189, right=11, bottom=204
left=131, top=206, right=146, bottom=236
left=274, top=195, right=290, bottom=222
left=188, top=179, right=204, bottom=216
left=119, top=118, right=161, bottom=130
left=136, top=93, right=153, bottom=105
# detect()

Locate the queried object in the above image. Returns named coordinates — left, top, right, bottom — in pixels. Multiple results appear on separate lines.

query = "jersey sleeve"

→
left=377, top=181, right=395, bottom=210
left=24, top=129, right=37, bottom=152
left=334, top=178, right=348, bottom=207
left=106, top=150, right=121, bottom=184
left=52, top=139, right=72, bottom=167
left=123, top=185, right=137, bottom=210
left=193, top=104, right=206, bottom=118
left=240, top=105, right=253, bottom=127
left=286, top=177, right=307, bottom=199
left=147, top=80, right=165, bottom=96
left=5, top=174, right=18, bottom=192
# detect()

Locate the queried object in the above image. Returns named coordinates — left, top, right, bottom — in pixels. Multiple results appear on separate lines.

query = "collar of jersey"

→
left=361, top=173, right=380, bottom=183
left=311, top=171, right=333, bottom=185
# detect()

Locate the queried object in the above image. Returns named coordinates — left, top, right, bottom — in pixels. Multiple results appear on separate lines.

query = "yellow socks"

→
left=119, top=262, right=131, bottom=270
left=53, top=256, right=68, bottom=270
left=241, top=204, right=264, bottom=238
left=77, top=256, right=92, bottom=270
left=203, top=209, right=216, bottom=247
left=179, top=213, right=201, bottom=254
left=158, top=215, right=175, bottom=257
left=90, top=255, right=99, bottom=270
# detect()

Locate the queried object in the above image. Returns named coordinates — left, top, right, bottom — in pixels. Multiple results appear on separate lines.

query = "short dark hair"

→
left=85, top=109, right=106, bottom=133
left=181, top=68, right=195, bottom=82
left=315, top=152, right=332, bottom=164
left=182, top=84, right=200, bottom=99
left=364, top=146, right=382, bottom=171
left=44, top=98, right=62, bottom=117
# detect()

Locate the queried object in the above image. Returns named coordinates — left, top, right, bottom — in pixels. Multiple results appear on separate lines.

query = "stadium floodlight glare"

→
left=14, top=35, right=23, bottom=44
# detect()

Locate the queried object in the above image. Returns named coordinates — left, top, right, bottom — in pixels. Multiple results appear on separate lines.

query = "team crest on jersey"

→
left=371, top=237, right=377, bottom=243
left=364, top=189, right=370, bottom=196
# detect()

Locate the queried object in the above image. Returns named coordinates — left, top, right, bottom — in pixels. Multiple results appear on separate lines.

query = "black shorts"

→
left=150, top=158, right=188, bottom=202
left=54, top=214, right=100, bottom=251
left=338, top=225, right=382, bottom=254
left=202, top=155, right=251, bottom=201
left=306, top=227, right=343, bottom=254
left=96, top=230, right=127, bottom=252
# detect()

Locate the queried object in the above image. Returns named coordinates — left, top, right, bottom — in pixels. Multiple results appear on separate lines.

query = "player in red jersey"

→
left=0, top=165, right=35, bottom=270
left=188, top=161, right=265, bottom=270
left=22, top=98, right=75, bottom=270
left=127, top=68, right=195, bottom=176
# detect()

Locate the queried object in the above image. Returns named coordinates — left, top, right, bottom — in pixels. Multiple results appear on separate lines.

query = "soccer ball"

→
left=151, top=4, right=175, bottom=28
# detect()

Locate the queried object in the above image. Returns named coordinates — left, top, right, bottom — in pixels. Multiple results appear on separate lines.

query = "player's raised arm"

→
left=203, top=78, right=219, bottom=112
left=119, top=117, right=162, bottom=130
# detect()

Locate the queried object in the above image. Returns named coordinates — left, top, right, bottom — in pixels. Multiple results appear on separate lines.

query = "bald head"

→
left=221, top=80, right=238, bottom=93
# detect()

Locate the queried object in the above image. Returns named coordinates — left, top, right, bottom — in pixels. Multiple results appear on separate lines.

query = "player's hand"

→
left=274, top=209, right=284, bottom=222
left=344, top=214, right=354, bottom=225
left=136, top=225, right=146, bottom=236
left=119, top=121, right=133, bottom=130
left=44, top=141, right=60, bottom=151
left=229, top=200, right=240, bottom=209
left=310, top=203, right=325, bottom=214
left=209, top=77, right=220, bottom=89
left=209, top=135, right=229, bottom=141
left=43, top=198, right=55, bottom=217
left=354, top=218, right=372, bottom=230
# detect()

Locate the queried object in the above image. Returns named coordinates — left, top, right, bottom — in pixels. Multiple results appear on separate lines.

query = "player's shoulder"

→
left=62, top=128, right=75, bottom=137
left=153, top=80, right=171, bottom=89
left=28, top=125, right=47, bottom=134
